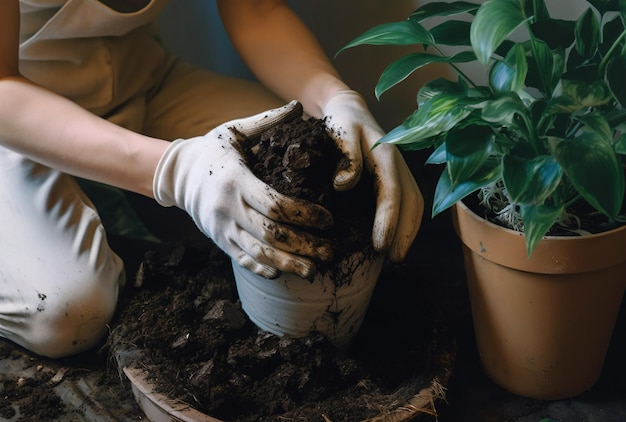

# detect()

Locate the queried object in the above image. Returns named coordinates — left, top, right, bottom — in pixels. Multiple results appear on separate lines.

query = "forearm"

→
left=218, top=0, right=349, bottom=118
left=0, top=76, right=168, bottom=197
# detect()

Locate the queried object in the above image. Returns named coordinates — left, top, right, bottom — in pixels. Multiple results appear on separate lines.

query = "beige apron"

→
left=19, top=0, right=171, bottom=114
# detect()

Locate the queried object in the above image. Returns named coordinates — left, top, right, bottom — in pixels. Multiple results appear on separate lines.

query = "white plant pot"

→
left=232, top=250, right=385, bottom=348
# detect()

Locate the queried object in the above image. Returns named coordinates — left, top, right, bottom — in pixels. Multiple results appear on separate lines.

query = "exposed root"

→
left=479, top=182, right=524, bottom=232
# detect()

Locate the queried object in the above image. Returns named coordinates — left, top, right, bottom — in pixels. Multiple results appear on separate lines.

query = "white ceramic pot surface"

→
left=232, top=251, right=385, bottom=348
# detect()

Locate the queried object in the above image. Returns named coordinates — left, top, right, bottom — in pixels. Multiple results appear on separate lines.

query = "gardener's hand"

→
left=153, top=101, right=334, bottom=280
left=323, top=90, right=424, bottom=262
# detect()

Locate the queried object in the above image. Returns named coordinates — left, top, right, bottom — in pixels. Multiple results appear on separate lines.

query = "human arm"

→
left=217, top=0, right=347, bottom=118
left=0, top=1, right=331, bottom=278
left=217, top=0, right=424, bottom=261
left=0, top=1, right=167, bottom=197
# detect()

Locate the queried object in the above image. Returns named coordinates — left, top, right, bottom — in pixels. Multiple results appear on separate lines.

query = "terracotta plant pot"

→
left=452, top=201, right=626, bottom=400
left=232, top=250, right=385, bottom=349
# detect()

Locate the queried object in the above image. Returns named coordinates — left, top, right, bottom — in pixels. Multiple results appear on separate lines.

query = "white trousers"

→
left=0, top=150, right=125, bottom=358
left=2, top=36, right=282, bottom=358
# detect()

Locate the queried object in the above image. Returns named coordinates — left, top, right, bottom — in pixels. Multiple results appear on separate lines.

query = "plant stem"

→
left=598, top=28, right=626, bottom=78
left=519, top=110, right=541, bottom=154
left=450, top=63, right=480, bottom=89
left=566, top=120, right=583, bottom=139
left=433, top=45, right=480, bottom=89
left=525, top=23, right=552, bottom=97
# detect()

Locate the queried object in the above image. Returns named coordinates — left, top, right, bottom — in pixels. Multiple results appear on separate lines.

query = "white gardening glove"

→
left=153, top=101, right=334, bottom=280
left=322, top=90, right=424, bottom=262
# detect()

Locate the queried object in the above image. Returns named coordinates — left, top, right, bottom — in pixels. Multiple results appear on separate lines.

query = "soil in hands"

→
left=247, top=115, right=378, bottom=272
left=107, top=117, right=454, bottom=421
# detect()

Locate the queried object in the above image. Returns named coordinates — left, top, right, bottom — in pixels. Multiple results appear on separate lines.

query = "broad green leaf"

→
left=564, top=48, right=597, bottom=80
left=551, top=133, right=625, bottom=218
left=378, top=93, right=483, bottom=147
left=530, top=99, right=554, bottom=138
left=502, top=154, right=563, bottom=204
left=548, top=79, right=613, bottom=113
left=379, top=107, right=470, bottom=148
left=532, top=39, right=559, bottom=93
left=432, top=159, right=501, bottom=215
left=426, top=142, right=448, bottom=164
left=575, top=8, right=600, bottom=59
left=417, top=78, right=467, bottom=106
left=523, top=40, right=560, bottom=92
left=518, top=38, right=557, bottom=95
left=430, top=20, right=473, bottom=46
left=548, top=48, right=565, bottom=92
left=606, top=108, right=626, bottom=128
left=530, top=19, right=575, bottom=49
left=587, top=0, right=626, bottom=14
left=337, top=20, right=434, bottom=55
left=600, top=15, right=625, bottom=57
left=479, top=93, right=528, bottom=127
left=527, top=0, right=550, bottom=22
left=410, top=1, right=479, bottom=22
left=470, top=0, right=528, bottom=65
left=446, top=126, right=494, bottom=185
left=519, top=203, right=564, bottom=256
left=412, top=92, right=477, bottom=121
left=607, top=54, right=626, bottom=107
left=489, top=44, right=528, bottom=95
left=375, top=51, right=475, bottom=98
left=576, top=111, right=613, bottom=143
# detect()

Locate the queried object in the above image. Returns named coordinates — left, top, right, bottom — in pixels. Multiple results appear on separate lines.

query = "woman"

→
left=0, top=0, right=423, bottom=358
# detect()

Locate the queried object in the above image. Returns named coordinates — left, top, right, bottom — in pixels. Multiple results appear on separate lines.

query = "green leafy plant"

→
left=339, top=0, right=626, bottom=255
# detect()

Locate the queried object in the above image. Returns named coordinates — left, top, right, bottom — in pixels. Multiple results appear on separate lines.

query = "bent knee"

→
left=29, top=313, right=112, bottom=359
left=15, top=269, right=123, bottom=359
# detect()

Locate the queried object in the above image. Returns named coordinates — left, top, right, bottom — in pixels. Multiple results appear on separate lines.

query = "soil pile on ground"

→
left=106, top=117, right=455, bottom=421
left=0, top=341, right=67, bottom=420
left=0, top=337, right=144, bottom=422
left=108, top=238, right=454, bottom=421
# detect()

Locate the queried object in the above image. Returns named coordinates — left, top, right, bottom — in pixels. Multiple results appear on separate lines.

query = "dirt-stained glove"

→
left=153, top=101, right=334, bottom=280
left=322, top=90, right=424, bottom=262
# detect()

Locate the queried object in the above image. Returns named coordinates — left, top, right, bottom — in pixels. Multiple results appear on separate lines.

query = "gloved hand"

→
left=153, top=101, right=334, bottom=280
left=322, top=90, right=424, bottom=262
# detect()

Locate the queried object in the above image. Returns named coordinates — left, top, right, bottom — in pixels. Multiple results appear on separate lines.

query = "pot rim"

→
left=453, top=200, right=626, bottom=274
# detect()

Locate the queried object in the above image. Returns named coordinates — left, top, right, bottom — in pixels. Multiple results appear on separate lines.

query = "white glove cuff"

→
left=152, top=138, right=186, bottom=208
left=323, top=89, right=366, bottom=112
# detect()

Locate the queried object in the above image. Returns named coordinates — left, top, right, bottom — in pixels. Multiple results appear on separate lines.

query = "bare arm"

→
left=217, top=0, right=349, bottom=118
left=0, top=1, right=168, bottom=197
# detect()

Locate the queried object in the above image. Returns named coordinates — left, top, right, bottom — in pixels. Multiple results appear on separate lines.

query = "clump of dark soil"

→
left=0, top=342, right=66, bottom=420
left=248, top=116, right=377, bottom=268
left=0, top=337, right=144, bottom=422
left=106, top=116, right=455, bottom=421
left=249, top=116, right=346, bottom=208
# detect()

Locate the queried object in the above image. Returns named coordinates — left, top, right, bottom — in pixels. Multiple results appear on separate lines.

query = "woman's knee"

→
left=0, top=150, right=126, bottom=358
left=9, top=260, right=124, bottom=359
